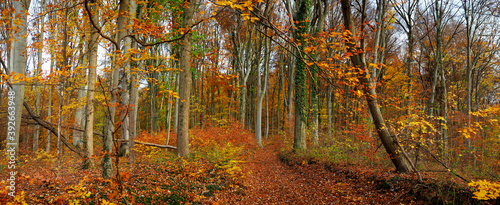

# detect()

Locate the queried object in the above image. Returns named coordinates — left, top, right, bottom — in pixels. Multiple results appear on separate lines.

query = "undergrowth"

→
left=0, top=122, right=255, bottom=204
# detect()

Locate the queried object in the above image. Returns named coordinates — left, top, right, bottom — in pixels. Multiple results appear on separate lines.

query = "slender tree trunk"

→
left=33, top=0, right=46, bottom=153
left=440, top=68, right=448, bottom=164
left=84, top=0, right=99, bottom=168
left=428, top=0, right=443, bottom=118
left=73, top=87, right=85, bottom=147
left=56, top=88, right=64, bottom=167
left=265, top=92, right=269, bottom=138
left=119, top=0, right=136, bottom=156
left=327, top=85, right=333, bottom=136
left=174, top=73, right=180, bottom=132
left=46, top=85, right=53, bottom=154
left=176, top=0, right=196, bottom=157
left=287, top=52, right=294, bottom=137
left=103, top=0, right=130, bottom=178
left=256, top=34, right=269, bottom=147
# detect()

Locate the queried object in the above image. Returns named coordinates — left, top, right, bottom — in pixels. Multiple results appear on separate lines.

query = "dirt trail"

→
left=228, top=146, right=397, bottom=204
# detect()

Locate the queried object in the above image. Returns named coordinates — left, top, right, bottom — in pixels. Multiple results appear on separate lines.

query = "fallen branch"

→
left=133, top=141, right=177, bottom=150
left=23, top=101, right=85, bottom=158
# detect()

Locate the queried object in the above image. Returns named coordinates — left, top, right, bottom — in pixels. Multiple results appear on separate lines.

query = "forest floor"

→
left=226, top=143, right=492, bottom=205
left=227, top=145, right=419, bottom=204
left=0, top=126, right=497, bottom=204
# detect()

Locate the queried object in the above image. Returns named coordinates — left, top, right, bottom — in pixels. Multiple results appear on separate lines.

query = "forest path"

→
left=229, top=145, right=386, bottom=204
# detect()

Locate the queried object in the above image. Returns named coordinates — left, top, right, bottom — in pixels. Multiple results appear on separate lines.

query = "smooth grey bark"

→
left=73, top=87, right=85, bottom=147
left=176, top=0, right=196, bottom=157
left=256, top=33, right=269, bottom=147
left=6, top=0, right=31, bottom=157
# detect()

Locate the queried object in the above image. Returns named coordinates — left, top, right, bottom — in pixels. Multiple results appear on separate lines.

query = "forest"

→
left=1, top=0, right=500, bottom=204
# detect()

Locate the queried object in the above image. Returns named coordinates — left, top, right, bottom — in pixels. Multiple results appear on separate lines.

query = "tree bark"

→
left=176, top=0, right=196, bottom=157
left=84, top=0, right=99, bottom=168
left=293, top=0, right=312, bottom=151
left=256, top=32, right=269, bottom=147
left=6, top=0, right=30, bottom=158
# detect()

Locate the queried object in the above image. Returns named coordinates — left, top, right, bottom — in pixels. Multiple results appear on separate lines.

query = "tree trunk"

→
left=103, top=0, right=130, bottom=178
left=46, top=85, right=53, bottom=154
left=327, top=85, right=333, bottom=136
left=73, top=87, right=85, bottom=147
left=119, top=0, right=137, bottom=156
left=256, top=33, right=269, bottom=147
left=176, top=0, right=196, bottom=157
left=340, top=0, right=413, bottom=173
left=84, top=1, right=99, bottom=168
left=174, top=72, right=180, bottom=132
left=428, top=0, right=443, bottom=118
left=33, top=0, right=46, bottom=153
left=6, top=0, right=30, bottom=158
left=293, top=0, right=312, bottom=151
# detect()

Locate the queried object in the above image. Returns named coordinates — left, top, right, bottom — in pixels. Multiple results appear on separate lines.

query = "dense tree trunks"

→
left=340, top=0, right=413, bottom=173
left=232, top=23, right=254, bottom=129
left=119, top=0, right=137, bottom=157
left=6, top=0, right=30, bottom=157
left=310, top=0, right=328, bottom=147
left=176, top=0, right=196, bottom=157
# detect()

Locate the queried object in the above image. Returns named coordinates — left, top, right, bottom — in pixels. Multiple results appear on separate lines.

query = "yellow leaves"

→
left=6, top=191, right=28, bottom=205
left=469, top=180, right=500, bottom=200
left=355, top=90, right=363, bottom=98
left=240, top=13, right=259, bottom=22
left=101, top=199, right=117, bottom=205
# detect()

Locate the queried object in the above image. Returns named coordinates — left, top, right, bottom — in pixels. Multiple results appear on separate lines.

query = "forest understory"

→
left=1, top=124, right=497, bottom=204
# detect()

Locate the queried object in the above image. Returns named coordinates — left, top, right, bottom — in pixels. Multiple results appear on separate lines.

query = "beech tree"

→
left=5, top=0, right=31, bottom=157
left=176, top=0, right=197, bottom=157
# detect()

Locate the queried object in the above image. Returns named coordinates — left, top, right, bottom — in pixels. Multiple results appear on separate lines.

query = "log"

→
left=133, top=141, right=177, bottom=150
